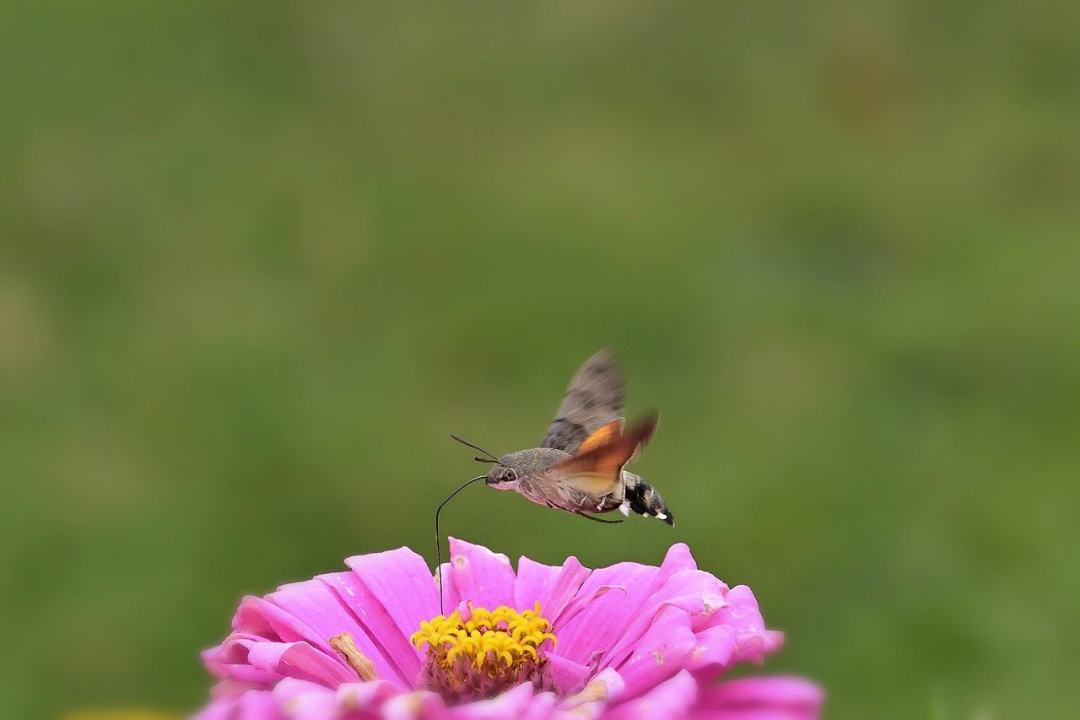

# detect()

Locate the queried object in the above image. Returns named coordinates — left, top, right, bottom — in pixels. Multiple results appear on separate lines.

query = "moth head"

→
left=486, top=462, right=519, bottom=488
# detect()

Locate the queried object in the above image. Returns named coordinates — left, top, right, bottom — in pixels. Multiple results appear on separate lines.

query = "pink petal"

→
left=512, top=557, right=560, bottom=609
left=553, top=668, right=626, bottom=720
left=248, top=638, right=356, bottom=687
left=269, top=676, right=328, bottom=700
left=690, top=676, right=824, bottom=720
left=267, top=578, right=369, bottom=654
left=556, top=543, right=696, bottom=667
left=191, top=696, right=233, bottom=720
left=204, top=634, right=283, bottom=685
left=660, top=543, right=698, bottom=572
left=612, top=606, right=697, bottom=700
left=271, top=678, right=342, bottom=720
left=273, top=677, right=408, bottom=719
left=267, top=577, right=404, bottom=683
left=703, top=586, right=784, bottom=663
left=262, top=677, right=402, bottom=719
left=514, top=554, right=591, bottom=620
left=449, top=682, right=551, bottom=720
left=545, top=653, right=593, bottom=695
left=336, top=680, right=402, bottom=713
left=193, top=688, right=284, bottom=720
left=686, top=625, right=739, bottom=679
left=657, top=569, right=731, bottom=632
left=443, top=537, right=518, bottom=610
left=232, top=594, right=313, bottom=642
left=518, top=694, right=560, bottom=720
left=234, top=689, right=284, bottom=720
left=553, top=565, right=654, bottom=665
left=381, top=690, right=450, bottom=720
left=602, top=568, right=729, bottom=672
left=345, top=547, right=439, bottom=633
left=218, top=595, right=360, bottom=686
left=321, top=570, right=420, bottom=687
left=605, top=669, right=699, bottom=720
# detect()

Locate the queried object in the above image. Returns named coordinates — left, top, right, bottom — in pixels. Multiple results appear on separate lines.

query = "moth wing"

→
left=575, top=418, right=625, bottom=455
left=549, top=412, right=658, bottom=496
left=553, top=471, right=621, bottom=497
left=540, top=349, right=625, bottom=452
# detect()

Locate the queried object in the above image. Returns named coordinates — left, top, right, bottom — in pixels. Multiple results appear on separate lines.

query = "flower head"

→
left=196, top=539, right=821, bottom=719
left=410, top=602, right=556, bottom=703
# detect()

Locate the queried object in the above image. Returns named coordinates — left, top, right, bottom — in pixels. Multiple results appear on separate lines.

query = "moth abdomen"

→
left=622, top=472, right=674, bottom=526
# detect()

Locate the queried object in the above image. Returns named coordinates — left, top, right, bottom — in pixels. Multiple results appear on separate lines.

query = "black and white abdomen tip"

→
left=621, top=471, right=675, bottom=526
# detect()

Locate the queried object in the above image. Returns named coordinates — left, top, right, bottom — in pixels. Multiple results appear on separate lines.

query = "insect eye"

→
left=504, top=469, right=517, bottom=482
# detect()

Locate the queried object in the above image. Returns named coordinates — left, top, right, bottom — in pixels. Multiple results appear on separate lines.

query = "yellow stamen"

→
left=411, top=602, right=556, bottom=671
left=412, top=602, right=557, bottom=703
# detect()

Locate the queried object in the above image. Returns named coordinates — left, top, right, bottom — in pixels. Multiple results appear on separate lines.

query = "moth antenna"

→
left=474, top=457, right=497, bottom=464
left=435, top=475, right=487, bottom=614
left=450, top=434, right=498, bottom=462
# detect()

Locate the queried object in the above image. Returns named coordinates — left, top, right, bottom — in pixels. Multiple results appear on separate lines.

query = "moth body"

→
left=473, top=350, right=675, bottom=526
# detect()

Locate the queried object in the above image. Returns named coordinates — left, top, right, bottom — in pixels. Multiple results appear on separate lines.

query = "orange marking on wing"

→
left=552, top=412, right=658, bottom=495
left=576, top=419, right=625, bottom=455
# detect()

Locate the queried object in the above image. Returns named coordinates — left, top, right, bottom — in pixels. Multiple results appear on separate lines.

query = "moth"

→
left=453, top=349, right=674, bottom=526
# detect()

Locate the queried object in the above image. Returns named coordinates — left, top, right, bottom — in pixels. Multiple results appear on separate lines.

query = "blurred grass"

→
left=1, top=1, right=1079, bottom=718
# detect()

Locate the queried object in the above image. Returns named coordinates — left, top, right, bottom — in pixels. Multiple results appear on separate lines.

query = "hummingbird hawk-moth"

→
left=452, top=349, right=674, bottom=526
left=434, top=350, right=673, bottom=610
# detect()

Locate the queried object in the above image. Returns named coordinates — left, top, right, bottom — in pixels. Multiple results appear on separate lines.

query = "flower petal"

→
left=204, top=634, right=282, bottom=685
left=686, top=625, right=739, bottom=679
left=215, top=594, right=361, bottom=687
left=381, top=690, right=450, bottom=720
left=689, top=676, right=824, bottom=720
left=271, top=677, right=405, bottom=719
left=266, top=576, right=404, bottom=684
left=605, top=669, right=699, bottom=720
left=602, top=568, right=729, bottom=672
left=518, top=694, right=560, bottom=720
left=345, top=546, right=440, bottom=642
left=336, top=679, right=402, bottom=713
left=271, top=678, right=341, bottom=720
left=544, top=653, right=592, bottom=695
left=552, top=566, right=652, bottom=666
left=448, top=682, right=551, bottom=720
left=556, top=543, right=696, bottom=667
left=231, top=594, right=313, bottom=643
left=703, top=586, right=784, bottom=663
left=322, top=567, right=422, bottom=685
left=193, top=688, right=284, bottom=720
left=514, top=554, right=591, bottom=620
left=248, top=638, right=356, bottom=687
left=554, top=668, right=626, bottom=720
left=612, top=606, right=697, bottom=700
left=444, top=537, right=517, bottom=610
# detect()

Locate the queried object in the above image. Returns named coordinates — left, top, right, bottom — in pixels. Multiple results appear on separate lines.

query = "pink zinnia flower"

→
left=197, top=539, right=822, bottom=719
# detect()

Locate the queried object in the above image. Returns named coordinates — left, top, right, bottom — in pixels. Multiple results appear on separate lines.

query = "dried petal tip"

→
left=329, top=632, right=378, bottom=681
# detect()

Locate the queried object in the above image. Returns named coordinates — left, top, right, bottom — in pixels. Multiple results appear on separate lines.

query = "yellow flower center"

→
left=410, top=602, right=557, bottom=703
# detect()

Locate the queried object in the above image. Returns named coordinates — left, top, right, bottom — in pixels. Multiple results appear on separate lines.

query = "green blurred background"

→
left=2, top=2, right=1078, bottom=718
